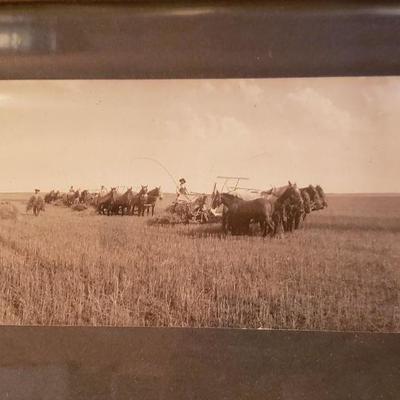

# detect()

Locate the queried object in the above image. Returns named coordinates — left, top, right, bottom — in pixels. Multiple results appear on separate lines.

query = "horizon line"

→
left=1, top=191, right=400, bottom=196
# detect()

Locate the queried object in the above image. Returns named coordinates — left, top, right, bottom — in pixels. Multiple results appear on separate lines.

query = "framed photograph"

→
left=0, top=76, right=398, bottom=332
left=0, top=1, right=399, bottom=399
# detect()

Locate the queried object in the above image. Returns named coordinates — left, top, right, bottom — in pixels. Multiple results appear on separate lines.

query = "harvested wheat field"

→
left=0, top=192, right=399, bottom=332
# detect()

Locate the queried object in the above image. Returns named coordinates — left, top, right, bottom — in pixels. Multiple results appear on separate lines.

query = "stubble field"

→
left=0, top=193, right=399, bottom=332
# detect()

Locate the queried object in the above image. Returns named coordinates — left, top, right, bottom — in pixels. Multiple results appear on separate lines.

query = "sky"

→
left=0, top=77, right=399, bottom=193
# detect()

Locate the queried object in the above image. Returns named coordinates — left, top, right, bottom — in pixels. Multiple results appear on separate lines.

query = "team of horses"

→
left=211, top=183, right=327, bottom=237
left=45, top=185, right=163, bottom=216
left=43, top=182, right=327, bottom=235
left=95, top=186, right=163, bottom=216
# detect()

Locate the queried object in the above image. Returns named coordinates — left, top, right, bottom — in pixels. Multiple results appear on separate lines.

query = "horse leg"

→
left=294, top=212, right=301, bottom=229
left=272, top=213, right=280, bottom=237
left=262, top=219, right=267, bottom=237
left=152, top=205, right=155, bottom=216
left=286, top=213, right=291, bottom=231
left=222, top=215, right=228, bottom=233
left=222, top=210, right=228, bottom=233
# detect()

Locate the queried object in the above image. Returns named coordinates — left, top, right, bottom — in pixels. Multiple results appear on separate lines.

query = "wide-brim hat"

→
left=35, top=189, right=40, bottom=192
left=179, top=178, right=186, bottom=184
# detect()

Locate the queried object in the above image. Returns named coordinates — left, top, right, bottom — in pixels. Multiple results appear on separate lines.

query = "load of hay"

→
left=71, top=203, right=88, bottom=212
left=147, top=213, right=187, bottom=226
left=165, top=202, right=193, bottom=222
left=0, top=201, right=19, bottom=220
left=147, top=201, right=196, bottom=226
left=53, top=198, right=65, bottom=207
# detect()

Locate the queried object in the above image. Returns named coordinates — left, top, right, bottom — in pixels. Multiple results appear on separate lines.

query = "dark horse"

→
left=44, top=190, right=55, bottom=204
left=214, top=193, right=274, bottom=236
left=131, top=185, right=148, bottom=215
left=302, top=185, right=323, bottom=211
left=296, top=184, right=327, bottom=227
left=79, top=190, right=92, bottom=204
left=111, top=188, right=135, bottom=216
left=212, top=182, right=303, bottom=236
left=284, top=184, right=328, bottom=230
left=45, top=190, right=61, bottom=203
left=137, top=186, right=163, bottom=216
left=64, top=190, right=80, bottom=206
left=96, top=188, right=118, bottom=215
left=315, top=185, right=328, bottom=208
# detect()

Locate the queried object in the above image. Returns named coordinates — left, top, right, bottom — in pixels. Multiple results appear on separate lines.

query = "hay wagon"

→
left=167, top=193, right=214, bottom=224
left=166, top=177, right=254, bottom=224
left=152, top=177, right=260, bottom=226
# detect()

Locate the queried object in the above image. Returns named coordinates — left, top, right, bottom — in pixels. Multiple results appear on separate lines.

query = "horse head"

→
left=140, top=185, right=148, bottom=194
left=220, top=192, right=242, bottom=209
left=110, top=187, right=118, bottom=202
left=306, top=185, right=323, bottom=210
left=300, top=189, right=311, bottom=213
left=211, top=190, right=221, bottom=209
left=124, top=187, right=134, bottom=201
left=315, top=185, right=328, bottom=208
left=279, top=182, right=303, bottom=209
left=290, top=183, right=303, bottom=208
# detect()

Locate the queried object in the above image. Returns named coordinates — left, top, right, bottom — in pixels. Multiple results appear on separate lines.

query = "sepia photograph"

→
left=0, top=77, right=398, bottom=331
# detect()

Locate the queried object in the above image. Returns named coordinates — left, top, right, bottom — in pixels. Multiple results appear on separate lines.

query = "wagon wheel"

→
left=200, top=211, right=209, bottom=224
left=181, top=204, right=191, bottom=224
left=191, top=207, right=204, bottom=223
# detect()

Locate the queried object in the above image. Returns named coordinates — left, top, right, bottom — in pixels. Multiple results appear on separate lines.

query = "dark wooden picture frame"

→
left=0, top=1, right=399, bottom=399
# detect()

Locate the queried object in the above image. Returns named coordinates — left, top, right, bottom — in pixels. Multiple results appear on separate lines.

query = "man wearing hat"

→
left=177, top=178, right=189, bottom=196
left=99, top=185, right=107, bottom=197
left=31, top=189, right=42, bottom=206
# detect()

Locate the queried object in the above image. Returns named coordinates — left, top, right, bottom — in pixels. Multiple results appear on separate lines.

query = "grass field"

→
left=0, top=192, right=399, bottom=332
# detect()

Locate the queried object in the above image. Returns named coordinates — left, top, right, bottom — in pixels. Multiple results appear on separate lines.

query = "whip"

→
left=130, top=157, right=179, bottom=188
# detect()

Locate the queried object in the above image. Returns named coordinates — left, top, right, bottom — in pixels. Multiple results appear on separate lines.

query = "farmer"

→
left=33, top=188, right=40, bottom=199
left=99, top=185, right=108, bottom=196
left=177, top=178, right=189, bottom=195
left=69, top=185, right=75, bottom=193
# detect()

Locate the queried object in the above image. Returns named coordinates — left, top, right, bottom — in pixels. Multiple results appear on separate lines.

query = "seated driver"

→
left=177, top=178, right=189, bottom=195
left=176, top=178, right=190, bottom=204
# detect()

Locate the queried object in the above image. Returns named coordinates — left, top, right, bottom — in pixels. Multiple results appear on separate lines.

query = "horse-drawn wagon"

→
left=162, top=177, right=253, bottom=225
left=165, top=193, right=213, bottom=224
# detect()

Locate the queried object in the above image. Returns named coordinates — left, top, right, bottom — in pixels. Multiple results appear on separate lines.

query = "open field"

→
left=0, top=193, right=399, bottom=332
